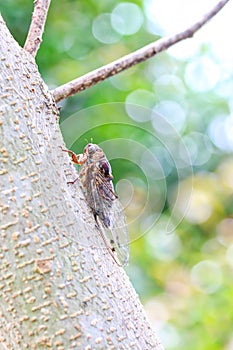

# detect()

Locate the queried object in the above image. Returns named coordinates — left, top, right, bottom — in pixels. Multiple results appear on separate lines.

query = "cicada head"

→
left=84, top=143, right=111, bottom=168
left=84, top=143, right=103, bottom=162
left=84, top=143, right=98, bottom=155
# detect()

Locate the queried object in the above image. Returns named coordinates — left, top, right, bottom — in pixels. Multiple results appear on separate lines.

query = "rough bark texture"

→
left=0, top=16, right=163, bottom=350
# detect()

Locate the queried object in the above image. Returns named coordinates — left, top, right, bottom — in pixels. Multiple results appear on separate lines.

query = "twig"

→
left=52, top=0, right=229, bottom=103
left=24, top=0, right=51, bottom=57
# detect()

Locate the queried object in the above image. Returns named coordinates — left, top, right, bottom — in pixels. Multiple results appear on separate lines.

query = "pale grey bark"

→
left=0, top=15, right=163, bottom=350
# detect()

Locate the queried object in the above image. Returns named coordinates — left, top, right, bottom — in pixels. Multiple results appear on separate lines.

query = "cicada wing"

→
left=83, top=166, right=110, bottom=224
left=90, top=169, right=116, bottom=227
left=82, top=164, right=129, bottom=265
left=93, top=171, right=129, bottom=265
left=105, top=199, right=129, bottom=266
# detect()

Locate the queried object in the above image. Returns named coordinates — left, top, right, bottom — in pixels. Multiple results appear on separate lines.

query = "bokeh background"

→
left=2, top=1, right=233, bottom=349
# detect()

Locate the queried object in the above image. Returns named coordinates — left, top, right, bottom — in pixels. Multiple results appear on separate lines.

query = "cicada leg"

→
left=61, top=147, right=81, bottom=164
left=61, top=146, right=86, bottom=184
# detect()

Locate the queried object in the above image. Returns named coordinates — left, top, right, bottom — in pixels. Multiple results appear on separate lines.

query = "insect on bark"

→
left=62, top=143, right=129, bottom=266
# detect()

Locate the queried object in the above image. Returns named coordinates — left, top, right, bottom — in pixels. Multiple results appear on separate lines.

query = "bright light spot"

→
left=125, top=90, right=155, bottom=122
left=176, top=139, right=193, bottom=169
left=152, top=100, right=186, bottom=133
left=202, top=239, right=221, bottom=255
left=158, top=323, right=180, bottom=349
left=144, top=0, right=216, bottom=34
left=110, top=69, right=136, bottom=91
left=111, top=2, right=143, bottom=35
left=191, top=260, right=222, bottom=294
left=184, top=189, right=212, bottom=224
left=225, top=336, right=233, bottom=350
left=185, top=57, right=220, bottom=92
left=217, top=78, right=233, bottom=99
left=92, top=13, right=120, bottom=44
left=217, top=218, right=233, bottom=247
left=199, top=1, right=233, bottom=65
left=146, top=60, right=172, bottom=81
left=146, top=224, right=182, bottom=261
left=150, top=146, right=174, bottom=178
left=145, top=299, right=170, bottom=323
left=144, top=0, right=233, bottom=69
left=154, top=74, right=186, bottom=99
left=140, top=147, right=166, bottom=180
left=180, top=134, right=198, bottom=164
left=229, top=97, right=233, bottom=113
left=172, top=176, right=219, bottom=225
left=168, top=38, right=201, bottom=60
left=182, top=132, right=212, bottom=166
left=226, top=245, right=233, bottom=268
left=217, top=159, right=233, bottom=191
left=140, top=213, right=161, bottom=234
left=209, top=114, right=233, bottom=152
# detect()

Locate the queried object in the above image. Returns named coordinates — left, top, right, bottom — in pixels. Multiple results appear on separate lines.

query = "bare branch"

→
left=52, top=0, right=229, bottom=103
left=24, top=0, right=51, bottom=57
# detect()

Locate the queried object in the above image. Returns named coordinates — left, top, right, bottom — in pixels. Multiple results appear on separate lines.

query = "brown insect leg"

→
left=67, top=177, right=79, bottom=185
left=61, top=147, right=80, bottom=164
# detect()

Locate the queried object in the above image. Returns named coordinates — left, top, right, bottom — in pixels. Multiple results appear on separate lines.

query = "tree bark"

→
left=0, top=16, right=163, bottom=350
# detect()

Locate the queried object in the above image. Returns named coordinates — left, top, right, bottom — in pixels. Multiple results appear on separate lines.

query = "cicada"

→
left=62, top=143, right=129, bottom=266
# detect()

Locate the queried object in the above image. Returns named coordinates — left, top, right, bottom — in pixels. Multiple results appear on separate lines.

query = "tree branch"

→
left=24, top=0, right=51, bottom=57
left=51, top=0, right=229, bottom=103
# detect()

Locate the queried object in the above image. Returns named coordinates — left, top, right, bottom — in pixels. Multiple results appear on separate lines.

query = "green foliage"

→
left=3, top=1, right=233, bottom=349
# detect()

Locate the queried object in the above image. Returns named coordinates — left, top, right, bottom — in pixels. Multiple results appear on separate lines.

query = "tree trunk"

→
left=0, top=16, right=163, bottom=350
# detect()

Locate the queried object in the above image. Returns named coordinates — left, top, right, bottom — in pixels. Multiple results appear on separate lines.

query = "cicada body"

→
left=63, top=143, right=129, bottom=266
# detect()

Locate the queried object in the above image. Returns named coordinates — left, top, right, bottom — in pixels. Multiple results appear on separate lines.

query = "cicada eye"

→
left=99, top=161, right=109, bottom=175
left=99, top=161, right=113, bottom=180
